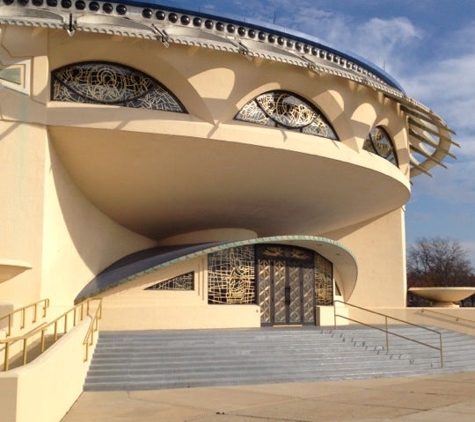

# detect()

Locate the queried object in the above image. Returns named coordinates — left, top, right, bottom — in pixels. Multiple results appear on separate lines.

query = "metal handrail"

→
left=419, top=308, right=475, bottom=327
left=0, top=298, right=102, bottom=371
left=334, top=300, right=443, bottom=367
left=83, top=299, right=102, bottom=362
left=0, top=299, right=50, bottom=337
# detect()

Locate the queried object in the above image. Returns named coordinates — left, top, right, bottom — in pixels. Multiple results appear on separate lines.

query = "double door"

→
left=257, top=245, right=315, bottom=326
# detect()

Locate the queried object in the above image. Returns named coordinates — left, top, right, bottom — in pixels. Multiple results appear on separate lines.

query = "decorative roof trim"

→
left=0, top=2, right=399, bottom=88
left=0, top=2, right=457, bottom=177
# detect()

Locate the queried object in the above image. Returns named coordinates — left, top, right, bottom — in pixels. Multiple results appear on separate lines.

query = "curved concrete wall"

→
left=1, top=24, right=409, bottom=314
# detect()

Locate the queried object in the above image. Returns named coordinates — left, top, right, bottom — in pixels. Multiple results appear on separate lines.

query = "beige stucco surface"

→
left=2, top=24, right=410, bottom=320
left=0, top=318, right=96, bottom=422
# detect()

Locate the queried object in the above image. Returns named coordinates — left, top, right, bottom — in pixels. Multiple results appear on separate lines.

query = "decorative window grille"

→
left=208, top=246, right=256, bottom=304
left=235, top=90, right=338, bottom=140
left=145, top=272, right=194, bottom=290
left=315, top=254, right=333, bottom=305
left=51, top=62, right=186, bottom=112
left=363, top=127, right=398, bottom=166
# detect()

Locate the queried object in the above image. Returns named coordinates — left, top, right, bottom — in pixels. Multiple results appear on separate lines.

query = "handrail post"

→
left=41, top=329, right=46, bottom=352
left=7, top=314, right=12, bottom=337
left=21, top=308, right=26, bottom=330
left=4, top=342, right=10, bottom=371
left=333, top=304, right=337, bottom=330
left=84, top=340, right=89, bottom=362
left=43, top=299, right=49, bottom=317
left=385, top=316, right=389, bottom=350
left=33, top=303, right=38, bottom=323
left=22, top=338, right=28, bottom=365
left=439, top=334, right=444, bottom=368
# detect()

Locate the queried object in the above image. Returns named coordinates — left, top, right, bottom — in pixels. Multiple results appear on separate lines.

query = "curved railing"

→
left=0, top=299, right=50, bottom=337
left=1, top=298, right=102, bottom=371
left=334, top=300, right=443, bottom=367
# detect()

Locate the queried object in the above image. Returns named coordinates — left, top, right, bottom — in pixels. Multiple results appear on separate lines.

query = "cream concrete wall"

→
left=99, top=257, right=261, bottom=330
left=323, top=207, right=407, bottom=308
left=102, top=305, right=261, bottom=330
left=0, top=318, right=96, bottom=422
left=0, top=303, right=14, bottom=332
left=0, top=27, right=47, bottom=307
left=40, top=138, right=158, bottom=306
left=0, top=26, right=158, bottom=308
left=0, top=121, right=47, bottom=306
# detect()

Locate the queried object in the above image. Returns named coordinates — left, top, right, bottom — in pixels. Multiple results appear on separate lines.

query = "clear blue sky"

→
left=160, top=0, right=475, bottom=265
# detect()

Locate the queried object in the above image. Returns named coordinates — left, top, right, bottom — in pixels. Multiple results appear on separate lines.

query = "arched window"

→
left=51, top=61, right=186, bottom=112
left=235, top=90, right=338, bottom=140
left=145, top=272, right=194, bottom=290
left=363, top=127, right=398, bottom=166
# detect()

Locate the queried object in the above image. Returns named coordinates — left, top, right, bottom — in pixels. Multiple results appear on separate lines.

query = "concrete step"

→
left=85, top=326, right=469, bottom=391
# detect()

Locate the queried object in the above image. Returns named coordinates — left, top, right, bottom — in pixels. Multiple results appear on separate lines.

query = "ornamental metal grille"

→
left=363, top=127, right=398, bottom=166
left=315, top=254, right=333, bottom=305
left=51, top=62, right=186, bottom=112
left=256, top=245, right=316, bottom=325
left=145, top=272, right=194, bottom=290
left=208, top=246, right=256, bottom=304
left=235, top=91, right=338, bottom=140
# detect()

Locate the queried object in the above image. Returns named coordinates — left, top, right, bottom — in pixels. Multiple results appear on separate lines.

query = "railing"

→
left=0, top=299, right=50, bottom=337
left=1, top=298, right=102, bottom=371
left=83, top=299, right=102, bottom=362
left=334, top=300, right=444, bottom=367
left=419, top=308, right=475, bottom=330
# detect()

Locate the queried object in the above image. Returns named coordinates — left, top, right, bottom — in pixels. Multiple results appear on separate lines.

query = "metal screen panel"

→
left=273, top=260, right=287, bottom=324
left=258, top=259, right=272, bottom=324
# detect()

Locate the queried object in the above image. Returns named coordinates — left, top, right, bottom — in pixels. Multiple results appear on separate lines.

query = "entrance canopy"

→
left=76, top=235, right=357, bottom=302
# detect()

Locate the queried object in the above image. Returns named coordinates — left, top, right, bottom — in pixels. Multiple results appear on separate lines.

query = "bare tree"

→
left=407, top=237, right=474, bottom=288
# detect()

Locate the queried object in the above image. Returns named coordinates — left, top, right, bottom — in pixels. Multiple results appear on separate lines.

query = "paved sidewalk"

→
left=62, top=372, right=475, bottom=421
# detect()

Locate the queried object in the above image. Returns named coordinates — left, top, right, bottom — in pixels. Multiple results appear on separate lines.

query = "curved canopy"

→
left=76, top=235, right=358, bottom=302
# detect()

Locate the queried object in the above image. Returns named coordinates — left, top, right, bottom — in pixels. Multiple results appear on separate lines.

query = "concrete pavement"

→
left=61, top=371, right=475, bottom=421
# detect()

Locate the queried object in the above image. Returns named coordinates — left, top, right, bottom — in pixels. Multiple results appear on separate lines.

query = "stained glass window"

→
left=51, top=62, right=186, bottom=112
left=364, top=127, right=398, bottom=166
left=208, top=246, right=256, bottom=304
left=235, top=90, right=338, bottom=140
left=145, top=272, right=194, bottom=290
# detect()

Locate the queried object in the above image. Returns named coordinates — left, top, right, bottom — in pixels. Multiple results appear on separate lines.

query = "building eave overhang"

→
left=0, top=2, right=458, bottom=177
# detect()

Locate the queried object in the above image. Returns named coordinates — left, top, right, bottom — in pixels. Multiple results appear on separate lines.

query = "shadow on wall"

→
left=46, top=140, right=157, bottom=297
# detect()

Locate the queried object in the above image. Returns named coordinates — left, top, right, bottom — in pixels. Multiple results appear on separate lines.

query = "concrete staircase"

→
left=84, top=326, right=475, bottom=391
